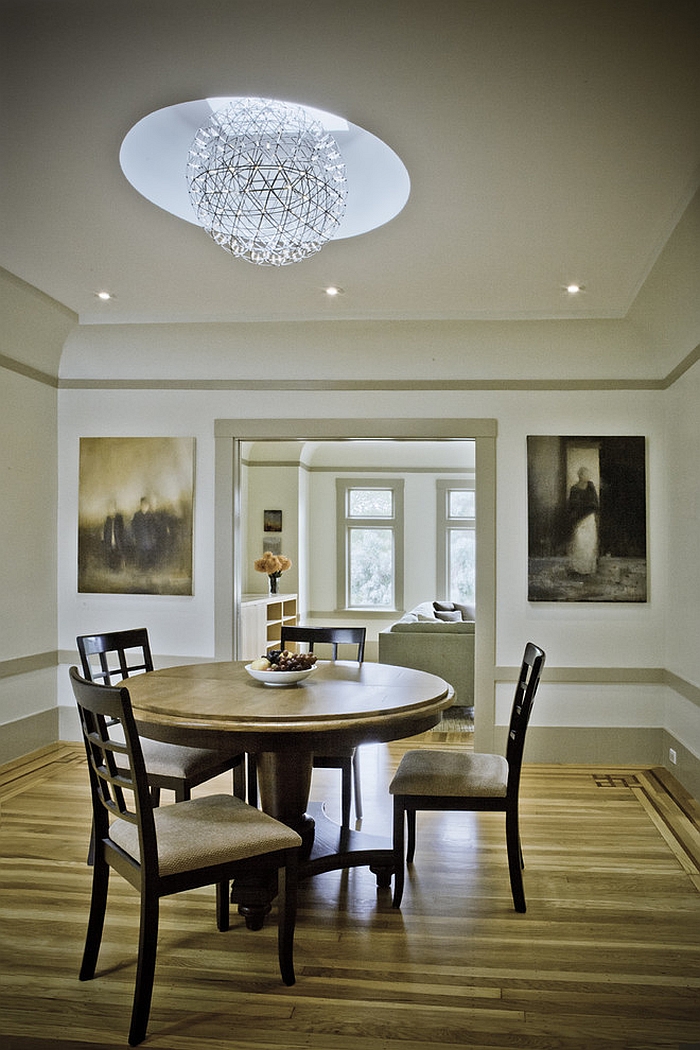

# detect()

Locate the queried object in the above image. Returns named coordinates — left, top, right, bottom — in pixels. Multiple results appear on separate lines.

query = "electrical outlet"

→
left=669, top=748, right=677, bottom=765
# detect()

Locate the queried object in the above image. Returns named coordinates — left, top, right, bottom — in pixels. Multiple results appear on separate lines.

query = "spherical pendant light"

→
left=186, top=97, right=348, bottom=266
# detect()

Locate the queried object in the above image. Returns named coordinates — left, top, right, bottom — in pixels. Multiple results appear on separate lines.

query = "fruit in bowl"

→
left=245, top=650, right=318, bottom=686
left=251, top=650, right=317, bottom=672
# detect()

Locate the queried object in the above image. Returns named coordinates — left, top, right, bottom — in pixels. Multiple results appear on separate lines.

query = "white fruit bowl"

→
left=244, top=664, right=318, bottom=687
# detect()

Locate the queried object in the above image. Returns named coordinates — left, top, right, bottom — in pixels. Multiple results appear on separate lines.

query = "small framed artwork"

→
left=263, top=509, right=282, bottom=532
left=264, top=536, right=282, bottom=556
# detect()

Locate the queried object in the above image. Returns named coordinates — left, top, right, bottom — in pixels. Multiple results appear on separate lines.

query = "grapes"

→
left=262, top=649, right=317, bottom=672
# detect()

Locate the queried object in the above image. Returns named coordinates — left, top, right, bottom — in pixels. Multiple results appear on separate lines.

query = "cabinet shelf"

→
left=239, top=594, right=298, bottom=660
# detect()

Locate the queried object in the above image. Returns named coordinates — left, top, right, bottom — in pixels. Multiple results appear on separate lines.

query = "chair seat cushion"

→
left=140, top=739, right=240, bottom=779
left=110, top=794, right=301, bottom=876
left=389, top=749, right=508, bottom=798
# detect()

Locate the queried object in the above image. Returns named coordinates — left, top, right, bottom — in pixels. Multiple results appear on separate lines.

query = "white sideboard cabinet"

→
left=239, top=593, right=298, bottom=660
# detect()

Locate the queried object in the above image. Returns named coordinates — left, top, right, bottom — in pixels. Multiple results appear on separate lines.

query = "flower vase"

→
left=269, top=575, right=279, bottom=594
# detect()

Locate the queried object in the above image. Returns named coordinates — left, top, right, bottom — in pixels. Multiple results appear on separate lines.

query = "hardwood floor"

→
left=1, top=733, right=699, bottom=1049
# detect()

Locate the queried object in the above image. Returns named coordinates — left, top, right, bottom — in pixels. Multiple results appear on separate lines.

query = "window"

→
left=437, top=479, right=475, bottom=604
left=337, top=479, right=404, bottom=610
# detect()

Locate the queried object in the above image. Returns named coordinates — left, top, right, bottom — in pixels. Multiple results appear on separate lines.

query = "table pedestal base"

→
left=231, top=746, right=396, bottom=928
left=231, top=804, right=395, bottom=927
left=302, top=802, right=394, bottom=887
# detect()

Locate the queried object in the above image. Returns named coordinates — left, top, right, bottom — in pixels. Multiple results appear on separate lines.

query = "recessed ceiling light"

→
left=96, top=290, right=114, bottom=300
left=325, top=286, right=344, bottom=296
left=564, top=283, right=585, bottom=294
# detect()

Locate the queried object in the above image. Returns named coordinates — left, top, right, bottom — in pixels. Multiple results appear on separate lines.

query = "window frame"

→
left=436, top=477, right=476, bottom=604
left=336, top=478, right=404, bottom=612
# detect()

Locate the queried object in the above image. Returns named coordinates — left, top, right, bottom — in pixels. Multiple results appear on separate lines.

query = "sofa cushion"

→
left=433, top=600, right=475, bottom=621
left=434, top=609, right=461, bottom=622
left=389, top=619, right=473, bottom=634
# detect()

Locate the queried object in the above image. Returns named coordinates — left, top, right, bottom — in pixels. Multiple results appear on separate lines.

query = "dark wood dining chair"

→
left=77, top=629, right=247, bottom=806
left=70, top=666, right=301, bottom=1047
left=254, top=625, right=367, bottom=827
left=390, top=641, right=545, bottom=913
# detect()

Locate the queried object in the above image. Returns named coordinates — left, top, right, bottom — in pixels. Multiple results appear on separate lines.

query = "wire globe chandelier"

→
left=186, top=97, right=348, bottom=266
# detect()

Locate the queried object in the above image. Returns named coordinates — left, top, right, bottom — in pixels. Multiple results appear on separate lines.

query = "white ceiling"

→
left=1, top=0, right=699, bottom=331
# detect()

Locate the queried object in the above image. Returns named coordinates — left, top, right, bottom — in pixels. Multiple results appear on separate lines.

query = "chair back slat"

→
left=70, top=666, right=157, bottom=867
left=504, top=641, right=545, bottom=792
left=280, top=626, right=366, bottom=663
left=77, top=628, right=154, bottom=685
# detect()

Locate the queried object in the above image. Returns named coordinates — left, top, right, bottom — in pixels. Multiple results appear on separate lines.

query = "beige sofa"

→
left=377, top=601, right=475, bottom=710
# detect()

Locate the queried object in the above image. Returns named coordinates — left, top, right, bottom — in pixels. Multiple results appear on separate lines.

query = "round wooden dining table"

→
left=125, top=659, right=453, bottom=926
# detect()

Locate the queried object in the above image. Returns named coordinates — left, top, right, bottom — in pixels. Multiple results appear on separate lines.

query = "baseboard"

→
left=513, top=725, right=664, bottom=766
left=661, top=730, right=700, bottom=804
left=511, top=725, right=700, bottom=804
left=0, top=708, right=59, bottom=766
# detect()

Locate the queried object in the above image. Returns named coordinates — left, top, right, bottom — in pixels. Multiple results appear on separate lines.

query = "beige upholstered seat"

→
left=390, top=750, right=509, bottom=798
left=109, top=792, right=300, bottom=877
left=70, top=666, right=301, bottom=1047
left=390, top=641, right=545, bottom=914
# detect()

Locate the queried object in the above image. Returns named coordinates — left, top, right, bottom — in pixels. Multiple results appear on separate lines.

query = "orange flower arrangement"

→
left=254, top=551, right=292, bottom=593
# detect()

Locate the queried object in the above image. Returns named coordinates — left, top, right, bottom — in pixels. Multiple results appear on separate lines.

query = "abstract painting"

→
left=78, top=437, right=195, bottom=595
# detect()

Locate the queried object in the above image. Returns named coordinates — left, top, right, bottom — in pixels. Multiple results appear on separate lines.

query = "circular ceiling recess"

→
left=120, top=98, right=410, bottom=243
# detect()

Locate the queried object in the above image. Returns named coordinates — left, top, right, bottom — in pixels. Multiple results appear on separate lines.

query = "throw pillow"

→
left=434, top=609, right=461, bottom=621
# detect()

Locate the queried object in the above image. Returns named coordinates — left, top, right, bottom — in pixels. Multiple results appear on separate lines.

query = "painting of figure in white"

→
left=527, top=436, right=646, bottom=602
left=78, top=437, right=195, bottom=595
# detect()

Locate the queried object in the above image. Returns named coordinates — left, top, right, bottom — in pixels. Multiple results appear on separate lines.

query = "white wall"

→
left=0, top=367, right=59, bottom=762
left=663, top=361, right=700, bottom=776
left=0, top=362, right=686, bottom=791
left=55, top=387, right=665, bottom=684
left=0, top=370, right=58, bottom=658
left=664, top=363, right=700, bottom=685
left=494, top=388, right=666, bottom=669
left=244, top=444, right=302, bottom=596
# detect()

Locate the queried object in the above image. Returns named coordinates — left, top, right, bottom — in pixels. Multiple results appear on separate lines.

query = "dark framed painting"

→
left=263, top=509, right=282, bottom=532
left=78, top=437, right=195, bottom=595
left=527, top=436, right=647, bottom=602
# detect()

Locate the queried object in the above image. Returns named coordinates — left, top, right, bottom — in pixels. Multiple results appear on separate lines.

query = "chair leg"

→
left=391, top=797, right=405, bottom=908
left=149, top=785, right=162, bottom=807
left=406, top=808, right=417, bottom=864
left=352, top=749, right=363, bottom=821
left=340, top=759, right=352, bottom=828
left=246, top=754, right=258, bottom=807
left=277, top=852, right=298, bottom=987
left=232, top=761, right=246, bottom=800
left=79, top=853, right=110, bottom=980
left=173, top=783, right=191, bottom=803
left=506, top=808, right=526, bottom=913
left=216, top=880, right=230, bottom=931
left=86, top=819, right=95, bottom=866
left=128, top=891, right=160, bottom=1046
